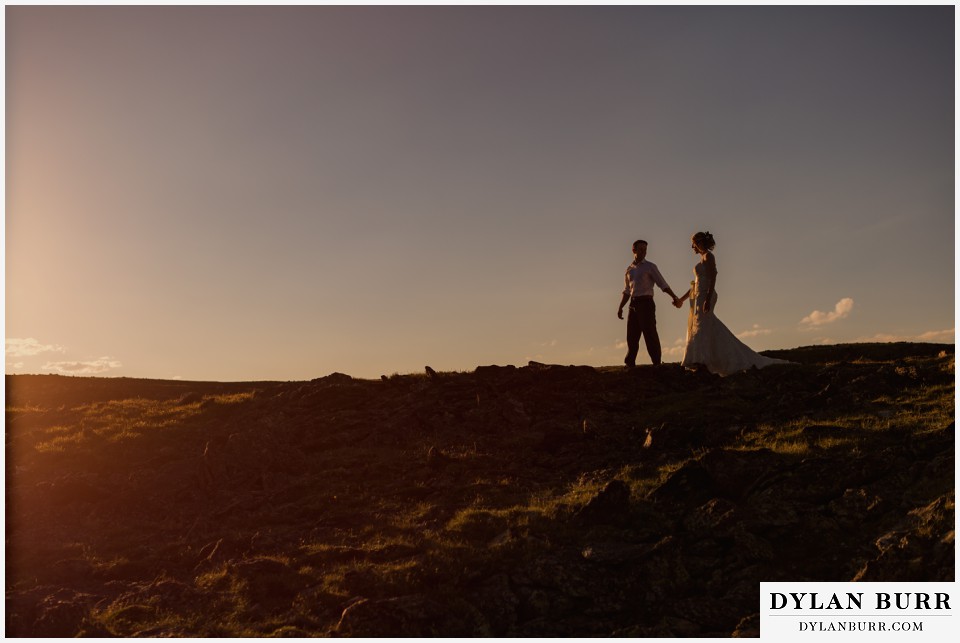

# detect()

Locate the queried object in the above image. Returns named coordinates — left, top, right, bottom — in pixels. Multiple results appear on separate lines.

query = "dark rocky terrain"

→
left=4, top=342, right=955, bottom=636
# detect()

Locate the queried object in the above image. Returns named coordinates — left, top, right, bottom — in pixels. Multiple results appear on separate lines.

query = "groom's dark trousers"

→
left=625, top=295, right=661, bottom=366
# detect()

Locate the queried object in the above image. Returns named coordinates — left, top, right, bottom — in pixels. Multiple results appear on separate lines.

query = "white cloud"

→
left=858, top=333, right=903, bottom=343
left=42, top=357, right=122, bottom=376
left=614, top=340, right=627, bottom=350
left=916, top=328, right=954, bottom=342
left=856, top=328, right=955, bottom=344
left=738, top=324, right=772, bottom=339
left=5, top=337, right=66, bottom=357
left=800, top=298, right=854, bottom=327
left=6, top=362, right=25, bottom=370
left=663, top=336, right=686, bottom=358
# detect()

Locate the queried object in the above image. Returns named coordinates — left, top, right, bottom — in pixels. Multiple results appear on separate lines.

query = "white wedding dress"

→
left=681, top=260, right=792, bottom=376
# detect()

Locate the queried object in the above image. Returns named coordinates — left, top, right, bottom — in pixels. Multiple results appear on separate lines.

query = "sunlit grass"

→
left=760, top=439, right=810, bottom=455
left=195, top=566, right=234, bottom=591
left=21, top=392, right=259, bottom=454
left=5, top=404, right=45, bottom=413
left=207, top=392, right=257, bottom=405
left=35, top=431, right=86, bottom=453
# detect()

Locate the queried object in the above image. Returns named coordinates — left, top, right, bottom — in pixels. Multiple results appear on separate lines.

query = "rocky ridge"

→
left=4, top=342, right=955, bottom=636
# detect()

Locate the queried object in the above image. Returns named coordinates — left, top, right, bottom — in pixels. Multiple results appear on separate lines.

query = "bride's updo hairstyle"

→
left=692, top=231, right=716, bottom=251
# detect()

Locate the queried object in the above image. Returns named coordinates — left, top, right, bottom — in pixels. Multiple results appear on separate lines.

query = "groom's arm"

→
left=652, top=266, right=681, bottom=306
left=673, top=287, right=690, bottom=307
left=617, top=292, right=630, bottom=319
left=618, top=271, right=631, bottom=319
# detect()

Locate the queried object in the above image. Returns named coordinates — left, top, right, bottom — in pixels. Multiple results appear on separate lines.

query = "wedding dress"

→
left=681, top=260, right=792, bottom=375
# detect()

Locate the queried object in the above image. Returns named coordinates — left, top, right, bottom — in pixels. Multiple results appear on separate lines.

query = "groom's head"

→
left=633, top=240, right=648, bottom=261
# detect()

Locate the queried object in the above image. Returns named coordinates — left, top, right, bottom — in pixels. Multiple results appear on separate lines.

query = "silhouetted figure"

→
left=674, top=231, right=793, bottom=375
left=617, top=239, right=681, bottom=367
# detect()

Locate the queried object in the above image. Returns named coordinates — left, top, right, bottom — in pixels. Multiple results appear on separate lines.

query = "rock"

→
left=581, top=541, right=658, bottom=565
left=828, top=488, right=882, bottom=520
left=696, top=448, right=783, bottom=499
left=745, top=486, right=802, bottom=527
left=335, top=595, right=487, bottom=637
left=732, top=613, right=760, bottom=637
left=673, top=595, right=742, bottom=632
left=230, top=558, right=304, bottom=611
left=426, top=446, right=450, bottom=468
left=640, top=616, right=703, bottom=637
left=474, top=364, right=517, bottom=379
left=801, top=424, right=845, bottom=440
left=499, top=396, right=530, bottom=427
left=509, top=555, right=595, bottom=600
left=578, top=480, right=631, bottom=525
left=467, top=574, right=518, bottom=635
left=270, top=625, right=310, bottom=637
left=683, top=497, right=739, bottom=533
left=6, top=588, right=98, bottom=638
left=852, top=495, right=955, bottom=581
left=730, top=524, right=775, bottom=562
left=178, top=392, right=203, bottom=405
left=314, top=372, right=353, bottom=385
left=649, top=461, right=715, bottom=506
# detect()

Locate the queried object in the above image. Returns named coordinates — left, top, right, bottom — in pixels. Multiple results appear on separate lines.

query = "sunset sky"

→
left=5, top=5, right=955, bottom=381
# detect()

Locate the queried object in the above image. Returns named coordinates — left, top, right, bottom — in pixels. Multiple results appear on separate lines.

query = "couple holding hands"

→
left=617, top=232, right=790, bottom=376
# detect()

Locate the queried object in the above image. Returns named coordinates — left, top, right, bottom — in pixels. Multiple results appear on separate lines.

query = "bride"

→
left=675, top=231, right=792, bottom=375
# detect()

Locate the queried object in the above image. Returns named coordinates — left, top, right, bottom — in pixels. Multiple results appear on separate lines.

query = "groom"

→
left=617, top=239, right=681, bottom=367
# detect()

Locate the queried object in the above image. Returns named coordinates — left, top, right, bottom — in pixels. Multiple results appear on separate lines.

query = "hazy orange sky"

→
left=5, top=5, right=955, bottom=381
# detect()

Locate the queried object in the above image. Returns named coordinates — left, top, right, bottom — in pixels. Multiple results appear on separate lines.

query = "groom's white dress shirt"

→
left=623, top=260, right=672, bottom=298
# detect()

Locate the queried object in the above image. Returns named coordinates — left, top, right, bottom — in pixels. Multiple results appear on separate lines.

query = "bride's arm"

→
left=702, top=253, right=718, bottom=312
